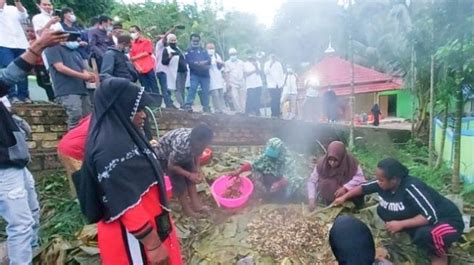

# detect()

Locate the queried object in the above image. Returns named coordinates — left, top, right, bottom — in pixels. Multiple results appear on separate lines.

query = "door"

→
left=387, top=94, right=397, bottom=117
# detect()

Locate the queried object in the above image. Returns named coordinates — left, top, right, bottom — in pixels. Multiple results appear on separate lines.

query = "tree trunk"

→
left=452, top=80, right=462, bottom=193
left=428, top=55, right=435, bottom=166
left=436, top=101, right=449, bottom=169
left=411, top=48, right=416, bottom=137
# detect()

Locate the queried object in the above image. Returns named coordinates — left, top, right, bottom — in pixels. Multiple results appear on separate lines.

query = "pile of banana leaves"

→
left=32, top=150, right=474, bottom=264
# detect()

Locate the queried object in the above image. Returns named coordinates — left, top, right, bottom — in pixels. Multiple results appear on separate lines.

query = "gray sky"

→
left=121, top=0, right=285, bottom=26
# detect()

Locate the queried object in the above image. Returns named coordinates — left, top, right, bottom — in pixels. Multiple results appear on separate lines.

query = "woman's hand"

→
left=146, top=244, right=170, bottom=265
left=270, top=178, right=288, bottom=193
left=385, top=221, right=404, bottom=234
left=334, top=187, right=348, bottom=198
left=332, top=196, right=346, bottom=206
left=225, top=170, right=241, bottom=178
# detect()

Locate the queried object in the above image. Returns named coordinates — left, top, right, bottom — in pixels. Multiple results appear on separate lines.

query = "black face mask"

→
left=169, top=43, right=177, bottom=49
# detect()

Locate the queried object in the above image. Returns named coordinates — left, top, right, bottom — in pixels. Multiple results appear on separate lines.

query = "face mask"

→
left=69, top=14, right=77, bottom=22
left=130, top=33, right=139, bottom=40
left=123, top=47, right=130, bottom=53
left=207, top=49, right=215, bottom=55
left=65, top=41, right=80, bottom=50
left=169, top=43, right=177, bottom=49
left=112, top=36, right=118, bottom=45
left=191, top=41, right=200, bottom=48
left=41, top=8, right=53, bottom=16
left=230, top=55, right=237, bottom=61
left=106, top=25, right=113, bottom=32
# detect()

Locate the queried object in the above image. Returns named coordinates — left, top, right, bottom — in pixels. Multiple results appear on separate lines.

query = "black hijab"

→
left=77, top=77, right=167, bottom=223
left=329, top=215, right=375, bottom=265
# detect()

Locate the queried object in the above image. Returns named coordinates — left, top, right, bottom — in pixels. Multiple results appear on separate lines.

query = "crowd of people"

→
left=0, top=1, right=465, bottom=265
left=1, top=0, right=334, bottom=132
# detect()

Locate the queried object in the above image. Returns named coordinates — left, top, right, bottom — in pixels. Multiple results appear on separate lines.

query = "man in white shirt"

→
left=155, top=26, right=177, bottom=108
left=244, top=53, right=263, bottom=116
left=32, top=0, right=62, bottom=37
left=224, top=48, right=246, bottom=113
left=0, top=0, right=32, bottom=103
left=281, top=67, right=298, bottom=120
left=264, top=54, right=285, bottom=118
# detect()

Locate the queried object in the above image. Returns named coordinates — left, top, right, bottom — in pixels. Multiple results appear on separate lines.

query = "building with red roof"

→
left=300, top=45, right=413, bottom=121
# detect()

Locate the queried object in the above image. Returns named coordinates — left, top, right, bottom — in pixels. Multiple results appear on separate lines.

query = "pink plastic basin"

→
left=164, top=176, right=173, bottom=199
left=211, top=175, right=254, bottom=209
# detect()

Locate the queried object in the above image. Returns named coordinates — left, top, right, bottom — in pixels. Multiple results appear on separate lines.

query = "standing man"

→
left=185, top=33, right=211, bottom=113
left=281, top=67, right=298, bottom=120
left=0, top=0, right=31, bottom=103
left=32, top=0, right=62, bottom=37
left=155, top=27, right=177, bottom=109
left=244, top=53, right=263, bottom=116
left=45, top=42, right=95, bottom=130
left=100, top=33, right=138, bottom=82
left=264, top=54, right=285, bottom=117
left=60, top=7, right=89, bottom=61
left=129, top=25, right=160, bottom=95
left=206, top=43, right=225, bottom=113
left=224, top=48, right=246, bottom=113
left=162, top=34, right=187, bottom=109
left=88, top=15, right=114, bottom=69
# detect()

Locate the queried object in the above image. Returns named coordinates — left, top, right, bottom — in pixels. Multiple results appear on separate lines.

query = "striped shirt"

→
left=361, top=177, right=462, bottom=225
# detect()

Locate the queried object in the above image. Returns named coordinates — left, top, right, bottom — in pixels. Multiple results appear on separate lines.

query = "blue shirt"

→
left=185, top=47, right=211, bottom=77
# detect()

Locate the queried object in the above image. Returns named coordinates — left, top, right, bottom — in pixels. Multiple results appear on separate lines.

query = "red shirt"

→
left=57, top=115, right=91, bottom=160
left=130, top=37, right=155, bottom=74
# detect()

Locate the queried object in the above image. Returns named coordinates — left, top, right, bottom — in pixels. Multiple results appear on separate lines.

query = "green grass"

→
left=353, top=139, right=460, bottom=194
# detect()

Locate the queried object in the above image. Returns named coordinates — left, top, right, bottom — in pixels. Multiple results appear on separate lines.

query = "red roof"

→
left=301, top=54, right=402, bottom=96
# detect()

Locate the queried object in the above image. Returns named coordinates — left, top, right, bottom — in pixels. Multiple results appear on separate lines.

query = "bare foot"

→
left=192, top=204, right=211, bottom=214
left=182, top=204, right=201, bottom=218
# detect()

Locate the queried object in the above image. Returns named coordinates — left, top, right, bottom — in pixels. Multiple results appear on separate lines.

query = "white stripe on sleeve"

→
left=411, top=184, right=438, bottom=223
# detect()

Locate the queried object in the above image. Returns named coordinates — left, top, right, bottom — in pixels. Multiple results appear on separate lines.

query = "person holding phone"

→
left=32, top=0, right=62, bottom=37
left=1, top=28, right=68, bottom=265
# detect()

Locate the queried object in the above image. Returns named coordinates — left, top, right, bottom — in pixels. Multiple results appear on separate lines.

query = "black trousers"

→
left=34, top=65, right=54, bottom=101
left=245, top=87, right=262, bottom=116
left=268, top=88, right=282, bottom=117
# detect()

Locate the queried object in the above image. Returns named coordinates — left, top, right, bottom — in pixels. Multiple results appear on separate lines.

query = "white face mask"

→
left=230, top=55, right=237, bottom=61
left=207, top=49, right=215, bottom=56
left=130, top=32, right=139, bottom=40
left=41, top=8, right=53, bottom=16
left=70, top=14, right=77, bottom=23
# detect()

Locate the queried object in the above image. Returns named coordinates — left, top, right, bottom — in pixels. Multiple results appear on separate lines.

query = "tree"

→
left=435, top=0, right=474, bottom=192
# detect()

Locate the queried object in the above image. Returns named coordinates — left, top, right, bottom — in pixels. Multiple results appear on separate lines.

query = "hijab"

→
left=316, top=141, right=359, bottom=204
left=253, top=138, right=304, bottom=195
left=79, top=77, right=167, bottom=223
left=329, top=215, right=375, bottom=265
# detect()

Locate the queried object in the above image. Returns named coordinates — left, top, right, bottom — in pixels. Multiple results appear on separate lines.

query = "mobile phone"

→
left=54, top=9, right=62, bottom=17
left=63, top=31, right=82, bottom=42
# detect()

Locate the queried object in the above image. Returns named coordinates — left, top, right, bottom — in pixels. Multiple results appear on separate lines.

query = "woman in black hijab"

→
left=76, top=77, right=182, bottom=264
left=371, top=104, right=381, bottom=126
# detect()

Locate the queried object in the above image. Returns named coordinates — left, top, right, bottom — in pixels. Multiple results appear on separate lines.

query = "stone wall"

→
left=11, top=105, right=411, bottom=172
left=12, top=104, right=67, bottom=172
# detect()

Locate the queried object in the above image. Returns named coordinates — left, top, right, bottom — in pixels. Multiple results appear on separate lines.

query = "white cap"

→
left=228, top=48, right=237, bottom=54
